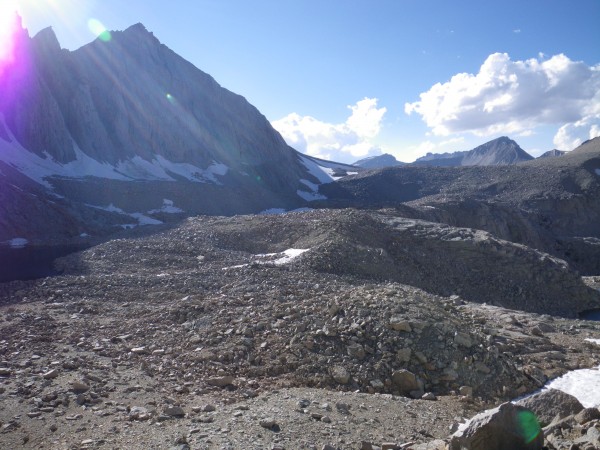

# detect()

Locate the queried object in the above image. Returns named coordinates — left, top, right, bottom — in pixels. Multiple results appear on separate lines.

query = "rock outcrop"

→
left=515, top=389, right=584, bottom=426
left=449, top=402, right=544, bottom=450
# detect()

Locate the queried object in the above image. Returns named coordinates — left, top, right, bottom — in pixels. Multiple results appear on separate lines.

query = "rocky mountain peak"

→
left=413, top=136, right=533, bottom=167
left=354, top=153, right=404, bottom=169
left=32, top=27, right=61, bottom=53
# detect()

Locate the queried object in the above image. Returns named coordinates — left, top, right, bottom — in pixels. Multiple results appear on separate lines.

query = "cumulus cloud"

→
left=405, top=53, right=600, bottom=147
left=272, top=98, right=387, bottom=161
left=554, top=116, right=600, bottom=150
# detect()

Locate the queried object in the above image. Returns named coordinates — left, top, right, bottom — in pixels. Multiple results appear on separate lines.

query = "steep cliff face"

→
left=0, top=21, right=336, bottom=244
left=4, top=23, right=306, bottom=181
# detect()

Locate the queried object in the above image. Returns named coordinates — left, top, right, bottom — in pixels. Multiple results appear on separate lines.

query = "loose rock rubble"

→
left=1, top=209, right=599, bottom=449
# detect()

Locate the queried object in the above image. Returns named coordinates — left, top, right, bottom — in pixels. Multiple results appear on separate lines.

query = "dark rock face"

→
left=413, top=136, right=533, bottom=167
left=354, top=153, right=405, bottom=169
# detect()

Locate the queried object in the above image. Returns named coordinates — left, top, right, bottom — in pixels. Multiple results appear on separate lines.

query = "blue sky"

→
left=10, top=0, right=600, bottom=162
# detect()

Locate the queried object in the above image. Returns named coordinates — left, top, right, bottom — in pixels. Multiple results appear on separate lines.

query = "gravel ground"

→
left=1, top=209, right=600, bottom=449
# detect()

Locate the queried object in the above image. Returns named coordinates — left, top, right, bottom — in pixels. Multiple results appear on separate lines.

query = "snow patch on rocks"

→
left=7, top=238, right=29, bottom=248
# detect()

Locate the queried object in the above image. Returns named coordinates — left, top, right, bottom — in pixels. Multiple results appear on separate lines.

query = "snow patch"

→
left=129, top=213, right=163, bottom=226
left=297, top=189, right=327, bottom=201
left=544, top=365, right=600, bottom=408
left=299, top=155, right=335, bottom=184
left=7, top=238, right=28, bottom=249
left=223, top=248, right=310, bottom=270
left=298, top=178, right=327, bottom=201
left=585, top=338, right=600, bottom=345
left=271, top=248, right=310, bottom=265
left=148, top=199, right=184, bottom=214
left=87, top=203, right=163, bottom=226
left=0, top=116, right=228, bottom=186
left=256, top=248, right=310, bottom=265
left=595, top=168, right=600, bottom=176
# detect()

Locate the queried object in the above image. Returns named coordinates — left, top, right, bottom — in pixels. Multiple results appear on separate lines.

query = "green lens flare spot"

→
left=166, top=93, right=175, bottom=103
left=88, top=19, right=112, bottom=42
left=517, top=410, right=541, bottom=444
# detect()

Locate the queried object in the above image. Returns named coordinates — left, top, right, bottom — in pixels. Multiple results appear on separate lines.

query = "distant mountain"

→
left=0, top=18, right=339, bottom=245
left=354, top=153, right=405, bottom=169
left=413, top=136, right=533, bottom=167
left=538, top=149, right=567, bottom=158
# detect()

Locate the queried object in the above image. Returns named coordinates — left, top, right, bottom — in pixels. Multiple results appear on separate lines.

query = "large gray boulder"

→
left=516, top=389, right=584, bottom=426
left=449, top=402, right=543, bottom=450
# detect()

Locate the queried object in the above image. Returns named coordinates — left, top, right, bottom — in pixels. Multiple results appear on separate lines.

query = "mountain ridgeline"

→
left=0, top=20, right=329, bottom=244
left=412, top=136, right=533, bottom=167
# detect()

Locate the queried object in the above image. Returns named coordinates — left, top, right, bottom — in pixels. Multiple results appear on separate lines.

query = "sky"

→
left=4, top=0, right=600, bottom=163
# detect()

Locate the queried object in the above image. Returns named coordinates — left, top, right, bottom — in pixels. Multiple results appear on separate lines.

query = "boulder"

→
left=575, top=407, right=600, bottom=425
left=516, top=389, right=584, bottom=426
left=449, top=402, right=543, bottom=450
left=391, top=369, right=421, bottom=395
left=331, top=366, right=351, bottom=384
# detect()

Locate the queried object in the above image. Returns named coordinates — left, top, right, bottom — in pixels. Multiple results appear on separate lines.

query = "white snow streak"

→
left=223, top=248, right=310, bottom=270
left=148, top=199, right=184, bottom=214
left=270, top=248, right=310, bottom=265
left=0, top=116, right=228, bottom=186
left=298, top=155, right=335, bottom=184
left=87, top=203, right=163, bottom=227
left=7, top=238, right=28, bottom=248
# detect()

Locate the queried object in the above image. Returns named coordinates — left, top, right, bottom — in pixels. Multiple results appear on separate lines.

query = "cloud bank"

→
left=272, top=98, right=386, bottom=161
left=405, top=53, right=600, bottom=150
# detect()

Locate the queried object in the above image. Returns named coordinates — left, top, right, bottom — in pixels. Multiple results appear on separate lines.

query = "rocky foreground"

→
left=1, top=209, right=600, bottom=449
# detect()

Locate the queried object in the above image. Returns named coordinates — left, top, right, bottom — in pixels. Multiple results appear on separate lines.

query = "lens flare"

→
left=87, top=18, right=111, bottom=42
left=0, top=4, right=20, bottom=69
left=517, top=410, right=541, bottom=444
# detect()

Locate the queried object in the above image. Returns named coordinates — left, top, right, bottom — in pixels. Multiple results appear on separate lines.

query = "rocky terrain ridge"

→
left=1, top=209, right=600, bottom=449
left=320, top=137, right=600, bottom=276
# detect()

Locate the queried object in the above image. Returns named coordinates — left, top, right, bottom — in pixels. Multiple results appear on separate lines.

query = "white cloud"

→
left=405, top=53, right=600, bottom=142
left=553, top=116, right=600, bottom=150
left=272, top=98, right=387, bottom=161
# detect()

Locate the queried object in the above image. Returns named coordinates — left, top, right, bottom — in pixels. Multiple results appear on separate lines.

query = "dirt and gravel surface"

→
left=1, top=209, right=600, bottom=449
